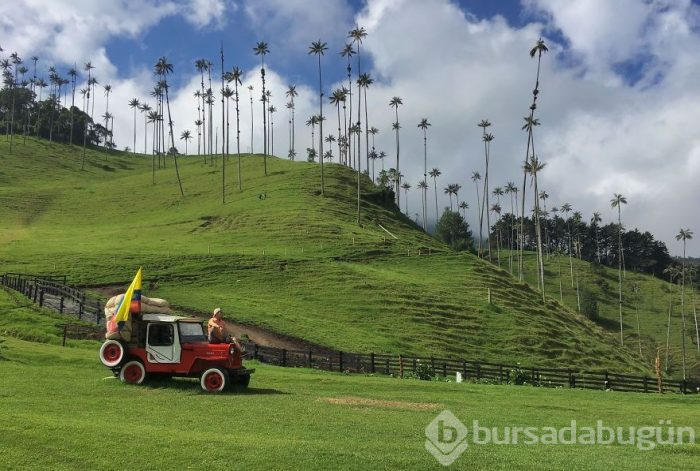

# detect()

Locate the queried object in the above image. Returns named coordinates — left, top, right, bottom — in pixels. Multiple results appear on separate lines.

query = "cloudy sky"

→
left=2, top=0, right=699, bottom=256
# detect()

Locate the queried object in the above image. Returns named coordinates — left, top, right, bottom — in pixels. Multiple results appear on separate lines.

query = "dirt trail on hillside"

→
left=90, top=286, right=333, bottom=353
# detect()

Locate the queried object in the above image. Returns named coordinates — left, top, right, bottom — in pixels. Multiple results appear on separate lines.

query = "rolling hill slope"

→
left=0, top=137, right=655, bottom=373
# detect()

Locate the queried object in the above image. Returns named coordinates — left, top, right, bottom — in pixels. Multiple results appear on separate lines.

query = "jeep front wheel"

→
left=120, top=360, right=146, bottom=385
left=99, top=340, right=126, bottom=367
left=200, top=367, right=228, bottom=392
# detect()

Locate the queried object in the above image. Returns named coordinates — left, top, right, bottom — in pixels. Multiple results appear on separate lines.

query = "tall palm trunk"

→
left=433, top=177, right=439, bottom=220
left=220, top=46, right=226, bottom=204
left=475, top=182, right=482, bottom=256
left=617, top=206, right=623, bottom=345
left=235, top=81, right=242, bottom=190
left=532, top=168, right=546, bottom=301
left=317, top=54, right=325, bottom=196
left=162, top=83, right=184, bottom=197
left=261, top=61, right=267, bottom=175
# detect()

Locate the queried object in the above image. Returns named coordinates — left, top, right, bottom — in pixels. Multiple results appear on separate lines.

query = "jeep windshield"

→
left=178, top=321, right=207, bottom=343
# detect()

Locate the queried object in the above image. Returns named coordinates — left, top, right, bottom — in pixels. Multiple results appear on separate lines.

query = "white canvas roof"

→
left=141, top=313, right=187, bottom=323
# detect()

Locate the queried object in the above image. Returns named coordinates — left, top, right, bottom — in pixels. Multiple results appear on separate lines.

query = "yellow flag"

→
left=114, top=268, right=142, bottom=328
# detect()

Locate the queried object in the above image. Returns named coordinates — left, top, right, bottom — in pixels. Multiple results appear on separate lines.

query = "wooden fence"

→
left=245, top=343, right=694, bottom=394
left=2, top=272, right=104, bottom=325
left=2, top=272, right=696, bottom=395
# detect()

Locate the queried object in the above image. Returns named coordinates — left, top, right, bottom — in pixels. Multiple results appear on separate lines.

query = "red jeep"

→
left=98, top=314, right=254, bottom=392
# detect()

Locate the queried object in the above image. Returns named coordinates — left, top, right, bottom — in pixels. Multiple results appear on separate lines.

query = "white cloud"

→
left=184, top=0, right=235, bottom=29
left=241, top=0, right=354, bottom=60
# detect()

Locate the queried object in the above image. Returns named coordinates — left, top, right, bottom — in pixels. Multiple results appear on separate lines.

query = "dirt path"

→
left=89, top=286, right=333, bottom=353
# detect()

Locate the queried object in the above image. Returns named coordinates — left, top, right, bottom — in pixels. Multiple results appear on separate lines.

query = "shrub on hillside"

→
left=580, top=288, right=599, bottom=321
left=436, top=209, right=473, bottom=252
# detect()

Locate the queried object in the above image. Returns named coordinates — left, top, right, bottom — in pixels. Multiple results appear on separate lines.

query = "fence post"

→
left=682, top=379, right=687, bottom=394
left=308, top=350, right=313, bottom=368
left=253, top=343, right=259, bottom=360
left=95, top=301, right=101, bottom=324
left=59, top=297, right=65, bottom=314
left=62, top=325, right=68, bottom=347
left=462, top=360, right=467, bottom=380
left=604, top=371, right=610, bottom=390
left=476, top=363, right=481, bottom=380
left=281, top=349, right=287, bottom=367
left=430, top=356, right=435, bottom=372
left=399, top=355, right=404, bottom=378
left=39, top=290, right=44, bottom=307
left=499, top=364, right=503, bottom=384
left=33, top=285, right=39, bottom=303
left=338, top=351, right=344, bottom=372
left=79, top=293, right=85, bottom=320
left=412, top=358, right=417, bottom=374
left=370, top=352, right=375, bottom=373
left=643, top=377, right=648, bottom=393
left=385, top=358, right=389, bottom=375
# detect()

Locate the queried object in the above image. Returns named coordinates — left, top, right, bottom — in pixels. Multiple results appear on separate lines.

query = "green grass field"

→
left=0, top=138, right=656, bottom=375
left=0, top=308, right=698, bottom=470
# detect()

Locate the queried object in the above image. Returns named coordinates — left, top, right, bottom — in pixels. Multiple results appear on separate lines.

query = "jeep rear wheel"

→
left=120, top=360, right=146, bottom=385
left=99, top=340, right=126, bottom=367
left=200, top=367, right=228, bottom=392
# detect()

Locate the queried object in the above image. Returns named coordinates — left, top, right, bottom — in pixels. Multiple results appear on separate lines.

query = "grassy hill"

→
left=510, top=252, right=699, bottom=377
left=0, top=137, right=663, bottom=373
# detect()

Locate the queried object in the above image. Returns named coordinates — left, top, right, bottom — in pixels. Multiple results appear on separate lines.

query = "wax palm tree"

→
left=389, top=96, right=403, bottom=205
left=418, top=180, right=429, bottom=229
left=417, top=118, right=431, bottom=230
left=286, top=84, right=298, bottom=160
left=227, top=67, right=243, bottom=189
left=103, top=84, right=112, bottom=146
left=560, top=202, right=574, bottom=288
left=81, top=61, right=94, bottom=170
left=147, top=109, right=159, bottom=182
left=478, top=120, right=492, bottom=257
left=459, top=201, right=469, bottom=221
left=539, top=190, right=550, bottom=258
left=309, top=40, right=328, bottom=195
left=269, top=105, right=277, bottom=158
left=155, top=57, right=184, bottom=196
left=306, top=115, right=318, bottom=155
left=349, top=26, right=367, bottom=172
left=329, top=88, right=346, bottom=164
left=472, top=171, right=483, bottom=256
left=491, top=203, right=503, bottom=265
left=444, top=185, right=455, bottom=211
left=369, top=126, right=378, bottom=163
left=676, top=228, right=693, bottom=380
left=254, top=41, right=270, bottom=175
left=401, top=181, right=411, bottom=213
left=67, top=66, right=77, bottom=145
left=180, top=130, right=192, bottom=155
left=591, top=211, right=602, bottom=263
left=429, top=168, right=441, bottom=226
left=221, top=84, right=233, bottom=157
left=139, top=102, right=151, bottom=155
left=526, top=155, right=547, bottom=299
left=505, top=181, right=518, bottom=272
left=195, top=59, right=208, bottom=154
left=247, top=85, right=254, bottom=152
left=128, top=98, right=140, bottom=155
left=610, top=193, right=627, bottom=344
left=519, top=37, right=548, bottom=281
left=340, top=43, right=355, bottom=167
